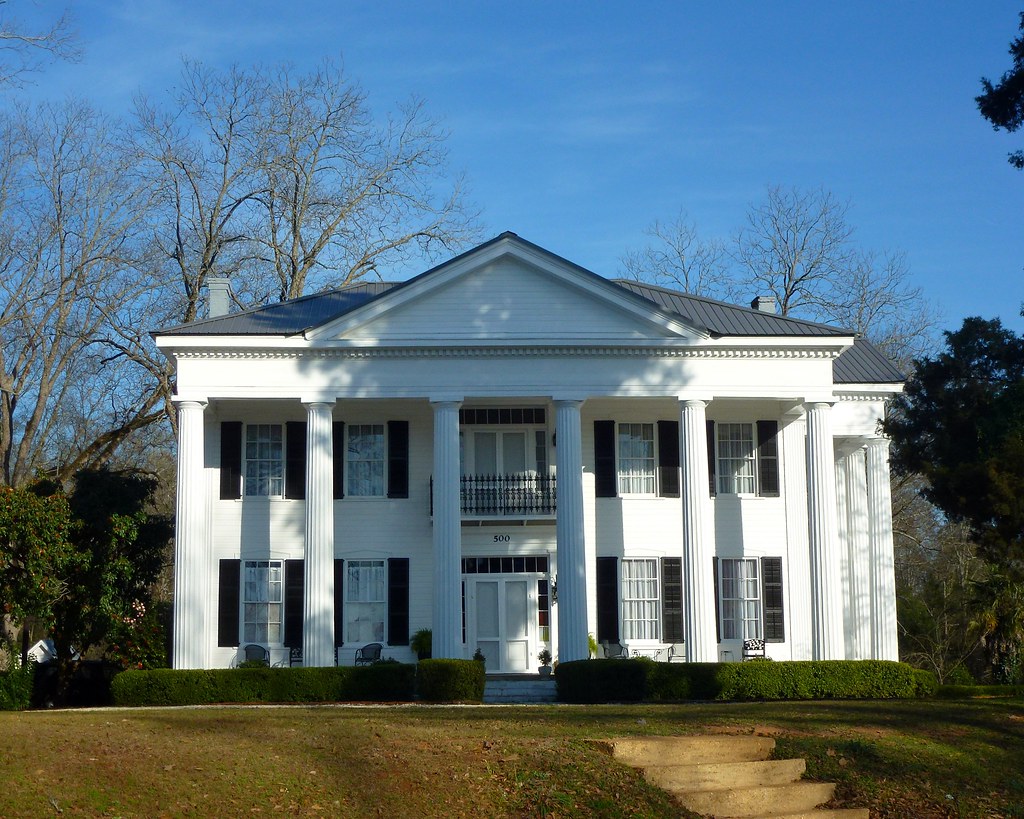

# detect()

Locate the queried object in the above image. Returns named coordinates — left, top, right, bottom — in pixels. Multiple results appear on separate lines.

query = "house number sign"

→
left=493, top=534, right=511, bottom=543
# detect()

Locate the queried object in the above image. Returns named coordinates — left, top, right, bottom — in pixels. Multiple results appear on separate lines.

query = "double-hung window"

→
left=347, top=424, right=385, bottom=497
left=621, top=558, right=660, bottom=640
left=243, top=560, right=283, bottom=643
left=346, top=559, right=386, bottom=642
left=245, top=424, right=284, bottom=496
left=717, top=423, right=755, bottom=494
left=618, top=423, right=655, bottom=495
left=719, top=558, right=761, bottom=640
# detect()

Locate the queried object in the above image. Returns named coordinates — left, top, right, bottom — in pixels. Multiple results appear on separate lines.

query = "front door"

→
left=469, top=576, right=532, bottom=673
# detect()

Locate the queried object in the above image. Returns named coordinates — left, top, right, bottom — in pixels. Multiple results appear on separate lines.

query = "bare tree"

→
left=0, top=1, right=80, bottom=87
left=620, top=211, right=732, bottom=298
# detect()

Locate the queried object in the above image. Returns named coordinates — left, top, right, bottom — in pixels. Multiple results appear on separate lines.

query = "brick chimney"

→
left=207, top=276, right=232, bottom=318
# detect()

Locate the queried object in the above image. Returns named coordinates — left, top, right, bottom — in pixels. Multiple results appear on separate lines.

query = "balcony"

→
left=431, top=474, right=557, bottom=520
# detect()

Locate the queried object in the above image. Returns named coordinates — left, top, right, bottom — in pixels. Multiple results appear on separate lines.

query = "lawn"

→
left=0, top=699, right=1021, bottom=817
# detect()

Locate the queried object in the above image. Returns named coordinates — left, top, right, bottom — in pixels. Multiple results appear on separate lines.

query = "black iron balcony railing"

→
left=430, top=473, right=557, bottom=517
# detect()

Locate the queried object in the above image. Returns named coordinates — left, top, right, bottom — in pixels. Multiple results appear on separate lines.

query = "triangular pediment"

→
left=305, top=234, right=708, bottom=344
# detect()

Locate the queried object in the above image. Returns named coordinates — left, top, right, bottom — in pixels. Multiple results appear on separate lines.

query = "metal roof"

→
left=832, top=337, right=905, bottom=384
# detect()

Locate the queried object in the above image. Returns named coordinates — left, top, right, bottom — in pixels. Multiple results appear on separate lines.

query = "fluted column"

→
left=805, top=402, right=844, bottom=659
left=431, top=400, right=462, bottom=658
left=555, top=399, right=588, bottom=662
left=866, top=437, right=899, bottom=661
left=172, top=399, right=207, bottom=669
left=835, top=455, right=852, bottom=654
left=845, top=447, right=872, bottom=660
left=680, top=399, right=717, bottom=662
left=303, top=401, right=336, bottom=667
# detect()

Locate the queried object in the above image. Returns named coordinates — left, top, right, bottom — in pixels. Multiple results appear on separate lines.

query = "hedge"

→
left=111, top=662, right=416, bottom=706
left=415, top=659, right=485, bottom=702
left=0, top=664, right=34, bottom=711
left=556, top=659, right=921, bottom=703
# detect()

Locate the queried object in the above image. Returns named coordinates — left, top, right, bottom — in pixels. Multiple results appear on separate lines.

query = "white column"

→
left=303, top=401, right=335, bottom=667
left=680, top=399, right=717, bottom=662
left=845, top=447, right=873, bottom=660
left=172, top=399, right=207, bottom=669
left=866, top=437, right=899, bottom=661
left=555, top=399, right=588, bottom=662
left=805, top=402, right=844, bottom=659
left=835, top=455, right=853, bottom=656
left=781, top=413, right=812, bottom=659
left=431, top=400, right=462, bottom=659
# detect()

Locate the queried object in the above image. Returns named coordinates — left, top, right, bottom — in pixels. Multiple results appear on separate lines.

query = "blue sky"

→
left=9, top=1, right=1024, bottom=334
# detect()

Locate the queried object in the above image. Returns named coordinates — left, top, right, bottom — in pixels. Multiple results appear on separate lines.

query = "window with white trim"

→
left=243, top=560, right=283, bottom=643
left=719, top=558, right=761, bottom=640
left=346, top=559, right=386, bottom=642
left=245, top=424, right=284, bottom=496
left=717, top=423, right=755, bottom=494
left=618, top=423, right=655, bottom=495
left=347, top=424, right=385, bottom=496
left=621, top=558, right=660, bottom=640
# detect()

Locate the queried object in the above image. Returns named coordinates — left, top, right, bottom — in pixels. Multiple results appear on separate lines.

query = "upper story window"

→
left=245, top=424, right=284, bottom=496
left=459, top=408, right=548, bottom=477
left=618, top=423, right=655, bottom=495
left=711, top=420, right=779, bottom=497
left=347, top=424, right=385, bottom=496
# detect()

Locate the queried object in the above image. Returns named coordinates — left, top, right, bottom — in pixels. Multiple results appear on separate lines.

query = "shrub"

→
left=110, top=664, right=416, bottom=707
left=935, top=684, right=1024, bottom=699
left=416, top=659, right=485, bottom=702
left=912, top=668, right=939, bottom=698
left=0, top=663, right=34, bottom=710
left=556, top=659, right=920, bottom=703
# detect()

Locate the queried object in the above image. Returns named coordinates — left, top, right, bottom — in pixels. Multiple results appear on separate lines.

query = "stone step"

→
left=482, top=677, right=557, bottom=704
left=642, top=757, right=806, bottom=791
left=602, top=735, right=776, bottom=766
left=676, top=781, right=837, bottom=818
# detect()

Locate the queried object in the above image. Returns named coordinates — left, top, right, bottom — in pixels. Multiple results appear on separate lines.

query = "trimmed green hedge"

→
left=912, top=668, right=939, bottom=698
left=0, top=664, right=34, bottom=711
left=111, top=663, right=416, bottom=706
left=556, top=659, right=921, bottom=703
left=416, top=659, right=485, bottom=702
left=936, top=684, right=1024, bottom=699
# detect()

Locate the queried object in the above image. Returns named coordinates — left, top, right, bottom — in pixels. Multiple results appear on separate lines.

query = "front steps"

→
left=599, top=736, right=869, bottom=818
left=483, top=674, right=557, bottom=704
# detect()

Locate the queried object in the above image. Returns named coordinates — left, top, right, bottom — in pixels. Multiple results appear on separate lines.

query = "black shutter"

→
left=761, top=556, right=785, bottom=642
left=712, top=556, right=721, bottom=643
left=334, top=559, right=345, bottom=646
left=596, top=556, right=619, bottom=642
left=756, top=420, right=780, bottom=497
left=217, top=559, right=241, bottom=647
left=387, top=557, right=410, bottom=646
left=285, top=422, right=307, bottom=500
left=220, top=422, right=242, bottom=500
left=706, top=420, right=717, bottom=497
left=284, top=559, right=304, bottom=648
left=661, top=557, right=684, bottom=643
left=657, top=420, right=680, bottom=498
left=387, top=421, right=410, bottom=499
left=594, top=420, right=617, bottom=498
left=333, top=422, right=345, bottom=499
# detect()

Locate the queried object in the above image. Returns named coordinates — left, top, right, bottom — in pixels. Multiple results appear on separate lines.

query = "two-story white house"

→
left=154, top=232, right=902, bottom=672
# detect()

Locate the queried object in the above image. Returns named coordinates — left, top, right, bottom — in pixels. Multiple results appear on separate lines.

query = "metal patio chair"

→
left=742, top=638, right=766, bottom=660
left=242, top=643, right=270, bottom=666
left=353, top=642, right=383, bottom=666
left=600, top=640, right=629, bottom=660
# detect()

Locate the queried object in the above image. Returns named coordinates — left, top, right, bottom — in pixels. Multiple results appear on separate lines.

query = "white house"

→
left=153, top=232, right=902, bottom=672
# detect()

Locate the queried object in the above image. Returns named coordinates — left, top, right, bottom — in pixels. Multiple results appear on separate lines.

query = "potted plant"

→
left=537, top=648, right=552, bottom=676
left=410, top=628, right=432, bottom=660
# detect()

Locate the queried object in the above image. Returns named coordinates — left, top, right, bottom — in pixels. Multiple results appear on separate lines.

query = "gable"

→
left=308, top=242, right=705, bottom=343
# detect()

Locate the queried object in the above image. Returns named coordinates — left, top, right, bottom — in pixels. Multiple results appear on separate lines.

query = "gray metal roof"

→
left=154, top=234, right=902, bottom=385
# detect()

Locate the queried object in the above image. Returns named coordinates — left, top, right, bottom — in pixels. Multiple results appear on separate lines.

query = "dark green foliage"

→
left=935, top=683, right=1024, bottom=699
left=885, top=317, right=1024, bottom=576
left=912, top=668, right=940, bottom=698
left=415, top=659, right=485, bottom=702
left=0, top=664, right=34, bottom=710
left=977, top=12, right=1024, bottom=168
left=110, top=663, right=416, bottom=706
left=556, top=659, right=921, bottom=703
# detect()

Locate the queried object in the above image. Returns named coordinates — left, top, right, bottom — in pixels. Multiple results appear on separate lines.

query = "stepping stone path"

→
left=597, top=735, right=869, bottom=818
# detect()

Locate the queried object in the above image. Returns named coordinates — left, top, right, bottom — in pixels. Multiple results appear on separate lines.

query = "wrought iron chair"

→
left=289, top=647, right=303, bottom=667
left=742, top=638, right=766, bottom=660
left=353, top=642, right=383, bottom=666
left=667, top=642, right=686, bottom=662
left=242, top=644, right=270, bottom=666
left=600, top=640, right=629, bottom=660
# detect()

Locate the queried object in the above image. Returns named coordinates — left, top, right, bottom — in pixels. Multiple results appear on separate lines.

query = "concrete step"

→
left=642, top=757, right=806, bottom=791
left=482, top=676, right=557, bottom=704
left=602, top=735, right=776, bottom=766
left=676, top=781, right=837, bottom=818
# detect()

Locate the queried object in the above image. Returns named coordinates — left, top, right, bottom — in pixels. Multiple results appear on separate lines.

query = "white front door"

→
left=469, top=576, right=533, bottom=673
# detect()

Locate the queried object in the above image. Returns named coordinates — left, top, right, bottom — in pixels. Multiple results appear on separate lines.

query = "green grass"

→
left=0, top=699, right=1020, bottom=817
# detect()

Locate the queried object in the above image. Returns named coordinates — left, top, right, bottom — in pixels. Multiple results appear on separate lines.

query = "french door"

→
left=468, top=576, right=532, bottom=673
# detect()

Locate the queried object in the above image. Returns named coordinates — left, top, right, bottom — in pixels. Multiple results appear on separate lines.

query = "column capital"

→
left=173, top=397, right=207, bottom=410
left=302, top=399, right=336, bottom=411
left=865, top=436, right=891, bottom=452
left=552, top=397, right=586, bottom=410
left=429, top=396, right=463, bottom=407
left=804, top=400, right=836, bottom=412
